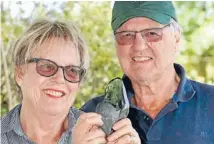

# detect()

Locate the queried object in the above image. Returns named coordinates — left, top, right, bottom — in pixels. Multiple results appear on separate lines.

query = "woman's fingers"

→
left=108, top=124, right=134, bottom=141
left=84, top=128, right=106, bottom=141
left=72, top=112, right=106, bottom=144
left=74, top=113, right=103, bottom=134
left=107, top=118, right=141, bottom=144
left=112, top=118, right=132, bottom=130
left=88, top=136, right=107, bottom=144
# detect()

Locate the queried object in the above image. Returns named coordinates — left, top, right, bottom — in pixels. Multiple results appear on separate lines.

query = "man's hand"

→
left=72, top=113, right=107, bottom=144
left=107, top=118, right=141, bottom=144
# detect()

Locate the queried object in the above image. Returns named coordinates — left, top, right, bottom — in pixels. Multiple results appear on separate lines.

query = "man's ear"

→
left=174, top=29, right=180, bottom=47
left=15, top=66, right=25, bottom=86
left=175, top=31, right=180, bottom=43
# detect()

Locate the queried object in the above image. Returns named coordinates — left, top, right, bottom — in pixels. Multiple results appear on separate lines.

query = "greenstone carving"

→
left=95, top=78, right=130, bottom=135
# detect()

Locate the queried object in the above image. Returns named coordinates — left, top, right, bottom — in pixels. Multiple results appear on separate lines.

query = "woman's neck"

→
left=20, top=102, right=69, bottom=143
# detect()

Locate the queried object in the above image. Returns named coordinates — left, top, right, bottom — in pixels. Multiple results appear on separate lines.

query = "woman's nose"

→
left=51, top=68, right=66, bottom=83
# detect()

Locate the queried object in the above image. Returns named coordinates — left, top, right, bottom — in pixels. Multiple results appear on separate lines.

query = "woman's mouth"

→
left=43, top=89, right=65, bottom=98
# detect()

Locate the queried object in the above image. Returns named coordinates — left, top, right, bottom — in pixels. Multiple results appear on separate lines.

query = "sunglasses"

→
left=114, top=23, right=171, bottom=45
left=27, top=58, right=86, bottom=83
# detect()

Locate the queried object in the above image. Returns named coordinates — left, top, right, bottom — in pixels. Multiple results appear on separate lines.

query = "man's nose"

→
left=132, top=33, right=148, bottom=51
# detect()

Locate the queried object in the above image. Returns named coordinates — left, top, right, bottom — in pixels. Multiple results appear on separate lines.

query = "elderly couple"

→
left=1, top=1, right=214, bottom=144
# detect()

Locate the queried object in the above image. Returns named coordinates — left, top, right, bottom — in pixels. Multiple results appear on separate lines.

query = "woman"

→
left=1, top=19, right=108, bottom=144
left=1, top=19, right=140, bottom=144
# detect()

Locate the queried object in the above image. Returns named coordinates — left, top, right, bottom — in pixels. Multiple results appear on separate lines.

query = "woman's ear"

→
left=15, top=66, right=25, bottom=86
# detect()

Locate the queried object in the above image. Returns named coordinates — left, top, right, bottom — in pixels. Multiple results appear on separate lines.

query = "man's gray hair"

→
left=170, top=18, right=182, bottom=36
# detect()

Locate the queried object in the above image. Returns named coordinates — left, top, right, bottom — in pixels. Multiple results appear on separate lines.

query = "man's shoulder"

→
left=80, top=95, right=105, bottom=112
left=190, top=79, right=214, bottom=96
left=189, top=79, right=214, bottom=114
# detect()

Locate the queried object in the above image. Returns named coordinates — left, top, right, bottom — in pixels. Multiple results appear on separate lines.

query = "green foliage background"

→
left=1, top=1, right=214, bottom=116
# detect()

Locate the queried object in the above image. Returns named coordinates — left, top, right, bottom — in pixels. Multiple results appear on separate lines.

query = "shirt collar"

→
left=2, top=104, right=80, bottom=137
left=122, top=63, right=196, bottom=103
left=172, top=63, right=196, bottom=102
left=67, top=107, right=82, bottom=133
left=13, top=105, right=26, bottom=137
left=0, top=104, right=23, bottom=135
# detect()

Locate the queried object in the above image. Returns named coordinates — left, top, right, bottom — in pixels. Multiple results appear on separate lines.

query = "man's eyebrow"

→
left=115, top=26, right=164, bottom=34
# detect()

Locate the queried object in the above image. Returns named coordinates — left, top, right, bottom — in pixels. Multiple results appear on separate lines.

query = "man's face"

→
left=115, top=17, right=179, bottom=83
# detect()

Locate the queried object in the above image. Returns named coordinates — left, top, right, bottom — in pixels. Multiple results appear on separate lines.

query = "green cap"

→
left=111, top=1, right=177, bottom=32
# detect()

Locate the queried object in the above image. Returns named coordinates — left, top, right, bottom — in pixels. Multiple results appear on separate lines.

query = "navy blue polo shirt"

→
left=81, top=64, right=214, bottom=144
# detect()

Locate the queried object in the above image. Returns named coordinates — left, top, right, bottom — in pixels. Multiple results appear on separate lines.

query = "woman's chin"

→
left=41, top=106, right=69, bottom=116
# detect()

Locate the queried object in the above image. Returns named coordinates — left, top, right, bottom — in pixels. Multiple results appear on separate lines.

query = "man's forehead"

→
left=117, top=17, right=163, bottom=31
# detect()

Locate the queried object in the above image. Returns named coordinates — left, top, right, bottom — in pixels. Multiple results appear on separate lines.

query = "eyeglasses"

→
left=114, top=23, right=171, bottom=45
left=27, top=58, right=86, bottom=83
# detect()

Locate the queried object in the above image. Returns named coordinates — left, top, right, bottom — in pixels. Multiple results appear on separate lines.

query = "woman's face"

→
left=16, top=37, right=81, bottom=116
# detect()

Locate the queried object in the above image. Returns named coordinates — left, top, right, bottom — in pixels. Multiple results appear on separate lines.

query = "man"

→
left=81, top=1, right=214, bottom=144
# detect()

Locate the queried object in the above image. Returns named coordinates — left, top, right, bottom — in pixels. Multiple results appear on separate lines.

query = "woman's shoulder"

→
left=1, top=104, right=21, bottom=134
left=69, top=107, right=84, bottom=120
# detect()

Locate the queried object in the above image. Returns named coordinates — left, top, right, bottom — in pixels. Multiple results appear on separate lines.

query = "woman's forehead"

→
left=31, top=37, right=80, bottom=65
left=32, top=37, right=77, bottom=56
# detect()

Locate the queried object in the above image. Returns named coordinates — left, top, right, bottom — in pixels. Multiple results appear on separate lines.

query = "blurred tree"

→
left=174, top=2, right=214, bottom=83
left=1, top=1, right=214, bottom=116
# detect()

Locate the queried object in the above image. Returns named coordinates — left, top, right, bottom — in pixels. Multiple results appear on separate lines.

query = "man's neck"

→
left=131, top=67, right=180, bottom=119
left=20, top=102, right=68, bottom=143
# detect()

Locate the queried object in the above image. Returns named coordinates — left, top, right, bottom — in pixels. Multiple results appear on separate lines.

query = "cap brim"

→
left=112, top=9, right=171, bottom=32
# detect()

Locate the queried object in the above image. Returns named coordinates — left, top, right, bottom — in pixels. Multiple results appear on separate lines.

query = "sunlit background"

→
left=1, top=1, right=214, bottom=116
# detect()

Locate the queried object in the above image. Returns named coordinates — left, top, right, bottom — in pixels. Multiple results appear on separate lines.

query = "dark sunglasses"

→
left=27, top=58, right=86, bottom=83
left=114, top=23, right=171, bottom=45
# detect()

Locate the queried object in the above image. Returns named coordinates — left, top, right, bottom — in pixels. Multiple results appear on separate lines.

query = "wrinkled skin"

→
left=96, top=78, right=129, bottom=135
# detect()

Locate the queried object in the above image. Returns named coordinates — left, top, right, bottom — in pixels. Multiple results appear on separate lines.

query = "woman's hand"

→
left=72, top=113, right=107, bottom=144
left=107, top=118, right=141, bottom=144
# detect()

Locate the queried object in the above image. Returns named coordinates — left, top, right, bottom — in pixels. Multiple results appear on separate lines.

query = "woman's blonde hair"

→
left=12, top=19, right=90, bottom=70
